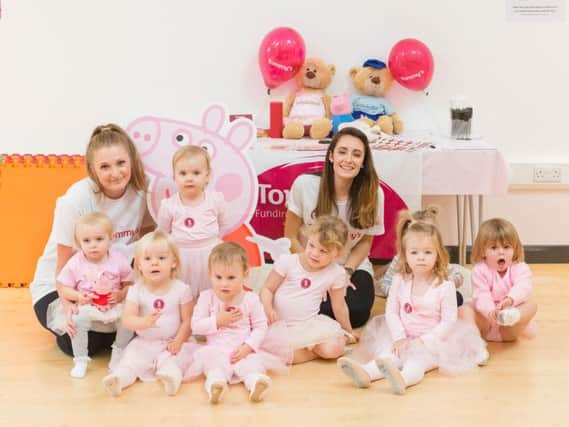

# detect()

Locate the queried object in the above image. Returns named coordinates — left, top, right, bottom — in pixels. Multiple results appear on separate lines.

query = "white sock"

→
left=102, top=374, right=122, bottom=397
left=362, top=360, right=383, bottom=381
left=245, top=373, right=271, bottom=402
left=108, top=345, right=123, bottom=370
left=205, top=370, right=227, bottom=404
left=156, top=362, right=182, bottom=396
left=70, top=356, right=90, bottom=379
left=497, top=307, right=521, bottom=326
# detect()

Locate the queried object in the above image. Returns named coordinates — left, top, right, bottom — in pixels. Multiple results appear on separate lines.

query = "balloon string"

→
left=267, top=88, right=271, bottom=96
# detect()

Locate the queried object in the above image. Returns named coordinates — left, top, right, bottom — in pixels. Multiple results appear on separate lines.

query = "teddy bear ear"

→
left=349, top=67, right=360, bottom=79
left=328, top=65, right=336, bottom=76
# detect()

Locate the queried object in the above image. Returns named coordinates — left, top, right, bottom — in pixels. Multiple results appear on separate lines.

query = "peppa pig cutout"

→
left=127, top=105, right=258, bottom=236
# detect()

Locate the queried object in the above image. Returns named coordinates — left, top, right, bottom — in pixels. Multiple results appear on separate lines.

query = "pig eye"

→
left=200, top=141, right=216, bottom=159
left=172, top=130, right=192, bottom=147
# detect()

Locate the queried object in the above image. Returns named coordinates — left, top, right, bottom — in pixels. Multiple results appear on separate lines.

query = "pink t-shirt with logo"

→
left=157, top=191, right=227, bottom=246
left=272, top=254, right=346, bottom=325
left=57, top=249, right=132, bottom=294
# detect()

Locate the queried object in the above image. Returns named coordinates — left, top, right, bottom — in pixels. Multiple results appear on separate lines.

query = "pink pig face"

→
left=330, top=92, right=352, bottom=115
left=127, top=105, right=258, bottom=235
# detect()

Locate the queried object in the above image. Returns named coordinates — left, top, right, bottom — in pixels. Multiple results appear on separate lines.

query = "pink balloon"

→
left=258, top=27, right=306, bottom=90
left=388, top=39, right=434, bottom=91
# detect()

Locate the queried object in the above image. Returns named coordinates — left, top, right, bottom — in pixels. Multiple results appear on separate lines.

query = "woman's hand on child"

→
left=496, top=297, right=514, bottom=310
left=230, top=343, right=253, bottom=364
left=64, top=301, right=78, bottom=337
left=166, top=338, right=183, bottom=355
left=216, top=308, right=243, bottom=328
left=392, top=338, right=410, bottom=357
left=143, top=310, right=162, bottom=329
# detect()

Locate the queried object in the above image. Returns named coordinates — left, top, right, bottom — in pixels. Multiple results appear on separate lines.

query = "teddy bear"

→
left=282, top=57, right=335, bottom=139
left=350, top=58, right=403, bottom=135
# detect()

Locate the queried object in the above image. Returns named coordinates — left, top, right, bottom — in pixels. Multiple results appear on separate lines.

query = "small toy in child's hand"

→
left=153, top=299, right=165, bottom=310
left=90, top=273, right=113, bottom=307
left=91, top=292, right=110, bottom=306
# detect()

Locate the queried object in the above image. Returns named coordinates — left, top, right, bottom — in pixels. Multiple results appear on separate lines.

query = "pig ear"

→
left=226, top=120, right=255, bottom=150
left=202, top=105, right=226, bottom=133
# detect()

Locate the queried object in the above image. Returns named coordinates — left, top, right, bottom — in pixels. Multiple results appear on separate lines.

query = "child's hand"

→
left=392, top=338, right=409, bottom=358
left=77, top=291, right=93, bottom=306
left=216, top=307, right=242, bottom=328
left=142, top=310, right=162, bottom=329
left=344, top=330, right=360, bottom=345
left=230, top=343, right=253, bottom=364
left=166, top=338, right=183, bottom=355
left=496, top=297, right=514, bottom=310
left=264, top=306, right=279, bottom=324
left=109, top=288, right=128, bottom=305
left=487, top=309, right=498, bottom=325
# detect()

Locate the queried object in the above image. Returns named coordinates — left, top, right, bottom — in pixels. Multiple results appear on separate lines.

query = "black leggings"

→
left=319, top=270, right=375, bottom=328
left=33, top=291, right=116, bottom=357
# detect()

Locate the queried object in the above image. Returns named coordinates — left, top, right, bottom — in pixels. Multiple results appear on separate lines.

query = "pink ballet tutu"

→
left=115, top=337, right=199, bottom=382
left=179, top=241, right=219, bottom=299
left=350, top=315, right=487, bottom=375
left=185, top=321, right=291, bottom=383
left=285, top=315, right=345, bottom=350
left=429, top=319, right=487, bottom=375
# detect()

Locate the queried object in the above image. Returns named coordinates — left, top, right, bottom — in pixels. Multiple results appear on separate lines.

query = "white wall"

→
left=1, top=0, right=568, bottom=243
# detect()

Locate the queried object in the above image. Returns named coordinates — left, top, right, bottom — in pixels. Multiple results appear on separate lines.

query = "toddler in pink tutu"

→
left=459, top=218, right=538, bottom=342
left=157, top=145, right=228, bottom=299
left=260, top=215, right=357, bottom=365
left=186, top=242, right=291, bottom=404
left=338, top=210, right=487, bottom=395
left=49, top=212, right=133, bottom=378
left=103, top=231, right=196, bottom=397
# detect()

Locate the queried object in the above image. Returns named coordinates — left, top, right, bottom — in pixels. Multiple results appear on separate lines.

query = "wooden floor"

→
left=1, top=264, right=568, bottom=427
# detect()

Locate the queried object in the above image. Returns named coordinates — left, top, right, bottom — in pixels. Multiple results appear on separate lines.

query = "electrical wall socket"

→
left=533, top=165, right=562, bottom=183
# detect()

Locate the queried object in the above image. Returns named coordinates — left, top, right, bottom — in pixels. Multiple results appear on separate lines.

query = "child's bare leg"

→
left=313, top=337, right=345, bottom=359
left=500, top=301, right=538, bottom=342
left=292, top=347, right=318, bottom=364
left=459, top=305, right=490, bottom=337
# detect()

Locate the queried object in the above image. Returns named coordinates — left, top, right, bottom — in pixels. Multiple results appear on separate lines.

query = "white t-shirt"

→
left=30, top=178, right=151, bottom=305
left=287, top=174, right=385, bottom=273
left=273, top=254, right=346, bottom=325
left=126, top=279, right=192, bottom=341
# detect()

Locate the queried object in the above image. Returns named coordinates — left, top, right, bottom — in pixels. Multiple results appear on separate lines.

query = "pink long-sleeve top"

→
left=471, top=261, right=532, bottom=318
left=385, top=274, right=457, bottom=351
left=191, top=289, right=268, bottom=353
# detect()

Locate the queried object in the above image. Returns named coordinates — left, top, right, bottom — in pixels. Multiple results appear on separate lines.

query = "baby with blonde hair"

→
left=50, top=212, right=133, bottom=378
left=103, top=231, right=196, bottom=397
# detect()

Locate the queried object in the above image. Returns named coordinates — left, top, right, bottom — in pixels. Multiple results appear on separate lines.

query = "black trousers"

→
left=33, top=291, right=115, bottom=357
left=319, top=270, right=375, bottom=328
